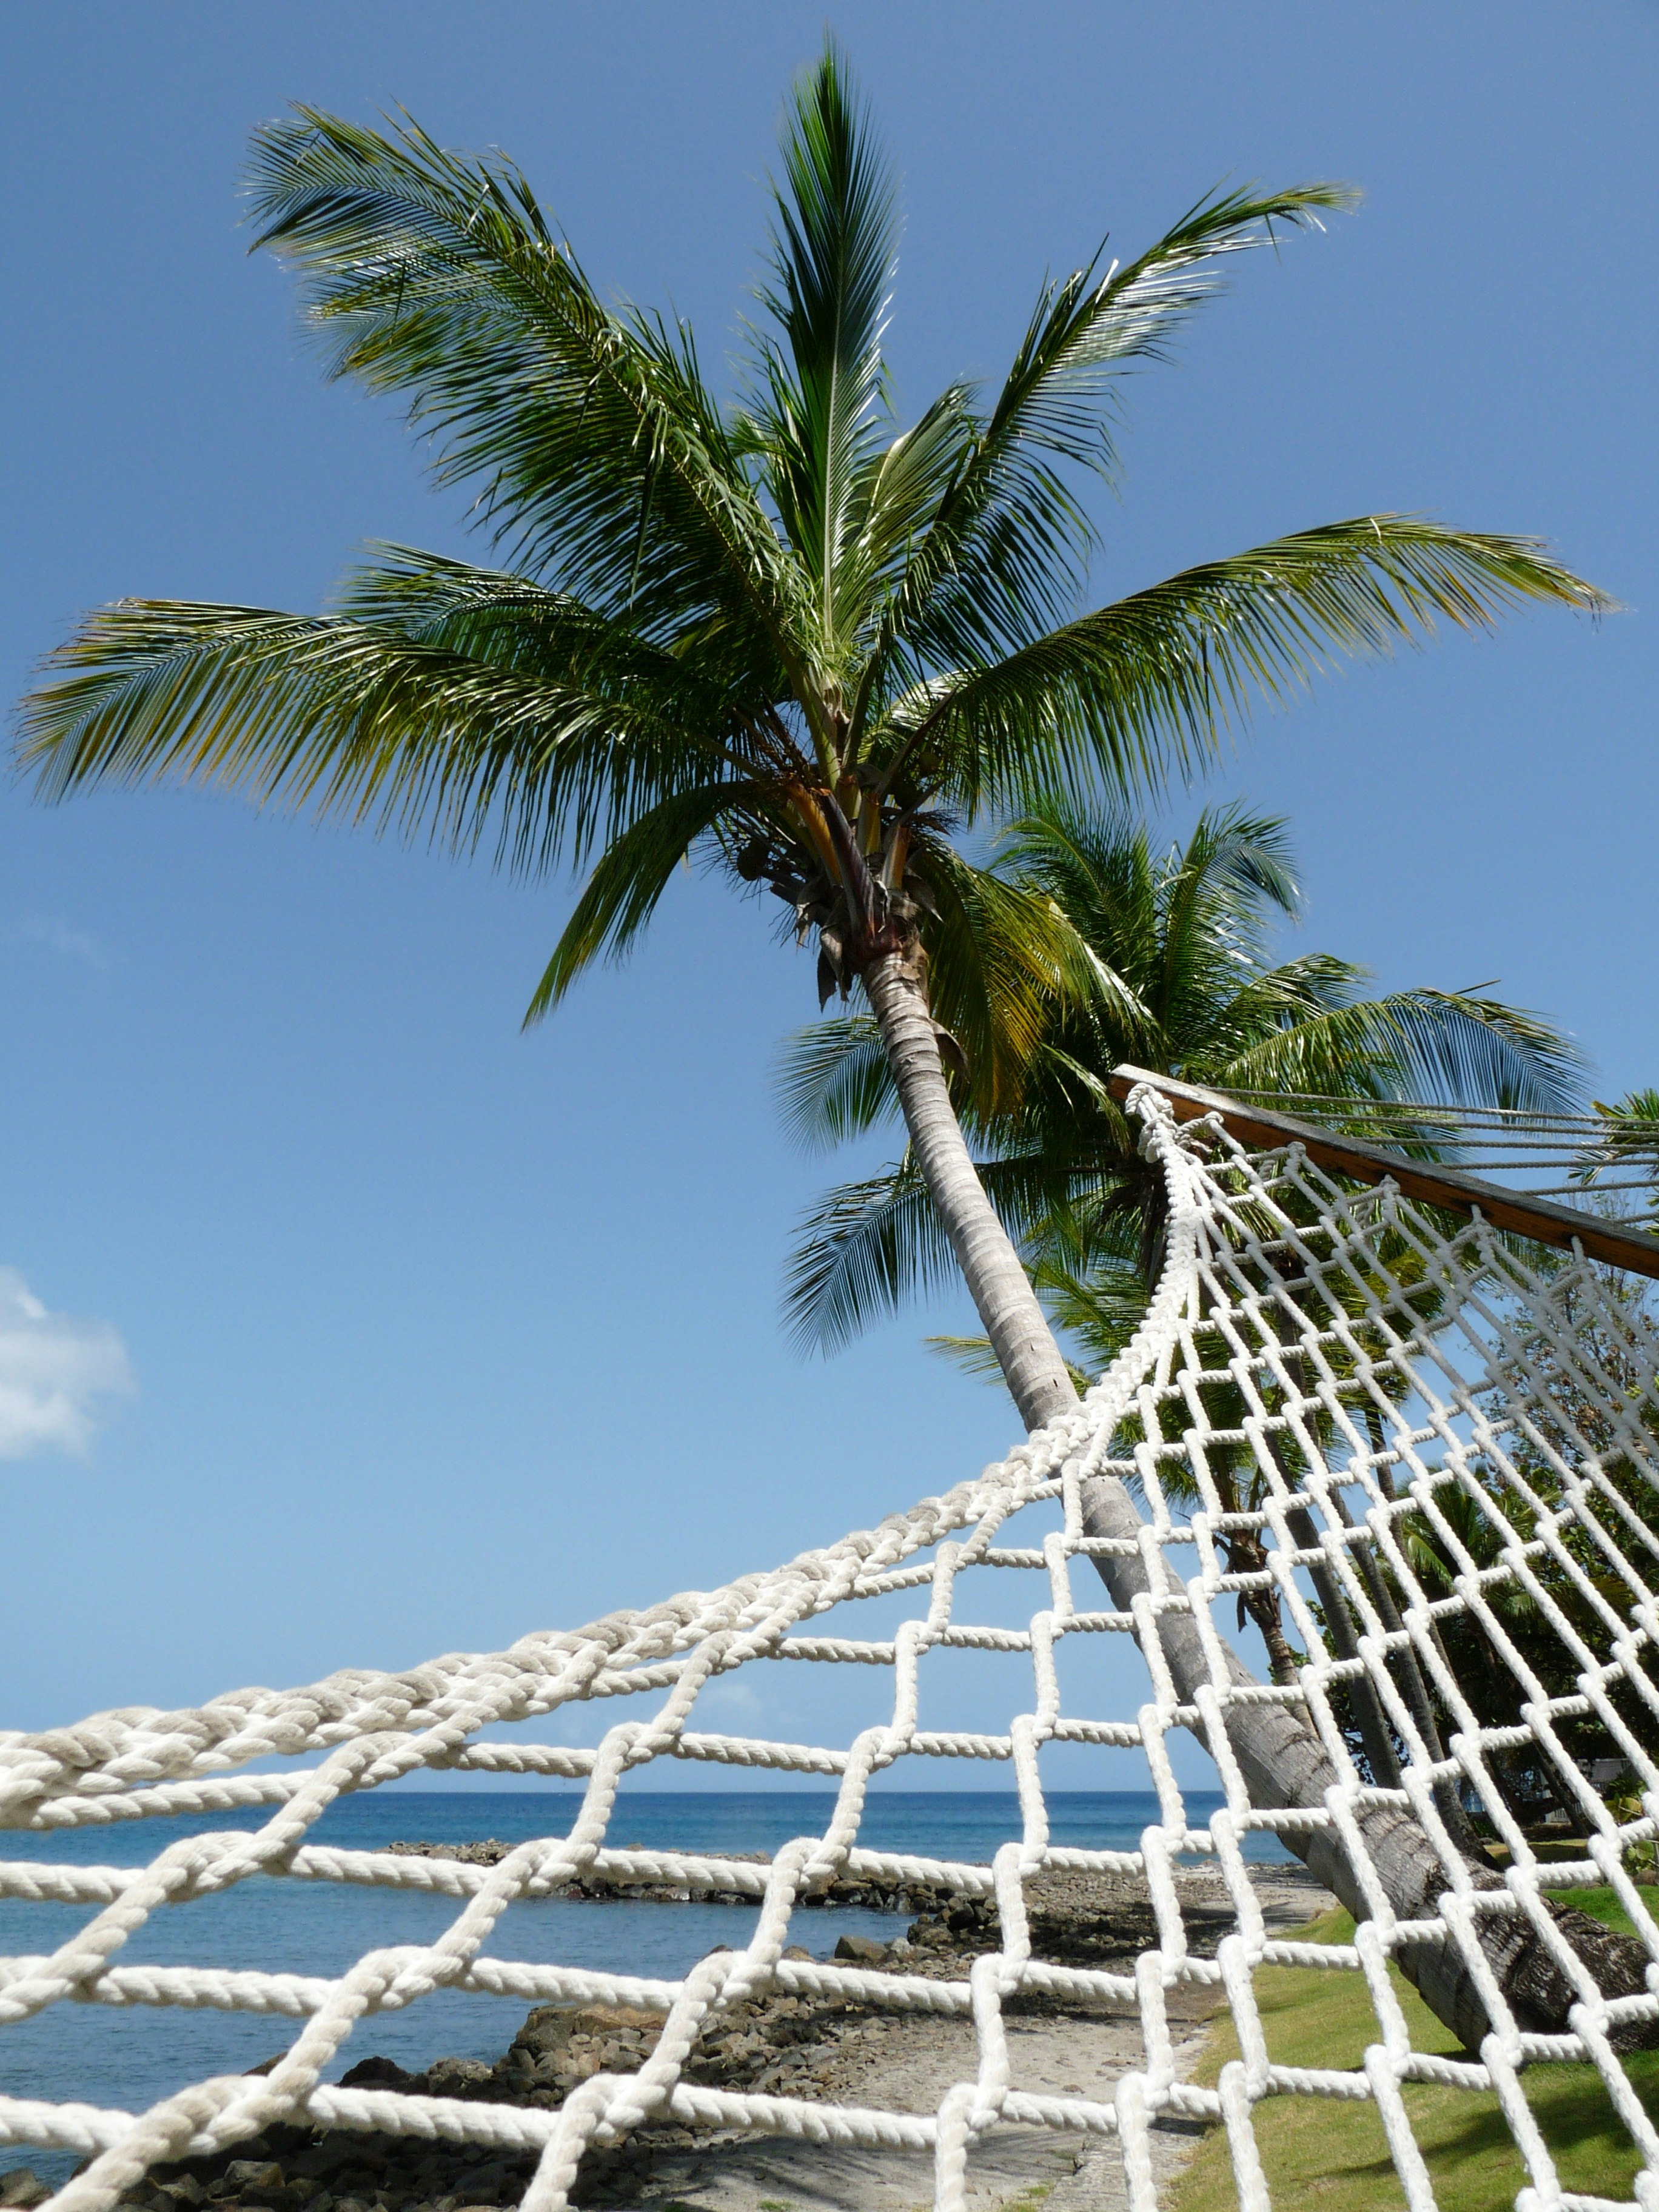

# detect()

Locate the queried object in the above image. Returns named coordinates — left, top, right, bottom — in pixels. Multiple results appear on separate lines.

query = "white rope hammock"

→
left=7, top=1078, right=1659, bottom=2212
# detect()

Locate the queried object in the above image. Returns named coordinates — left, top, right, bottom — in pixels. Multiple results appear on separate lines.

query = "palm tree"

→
left=15, top=49, right=1606, bottom=1439
left=783, top=796, right=1583, bottom=1366
left=782, top=795, right=1582, bottom=1706
left=1577, top=1090, right=1659, bottom=1215
left=15, top=52, right=1635, bottom=2045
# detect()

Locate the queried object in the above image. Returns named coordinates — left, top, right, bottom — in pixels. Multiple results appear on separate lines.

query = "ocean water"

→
left=0, top=1791, right=1286, bottom=2168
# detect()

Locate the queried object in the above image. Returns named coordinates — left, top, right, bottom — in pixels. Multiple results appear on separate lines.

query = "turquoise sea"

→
left=0, top=1791, right=1287, bottom=2176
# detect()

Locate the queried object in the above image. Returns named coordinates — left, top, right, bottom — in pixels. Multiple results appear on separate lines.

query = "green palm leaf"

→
left=786, top=794, right=1587, bottom=1370
left=783, top=1163, right=950, bottom=1355
left=1214, top=986, right=1585, bottom=1114
left=525, top=780, right=752, bottom=1017
left=775, top=1013, right=894, bottom=1151
left=244, top=106, right=812, bottom=677
left=784, top=1150, right=1073, bottom=1354
left=749, top=42, right=899, bottom=659
left=875, top=183, right=1361, bottom=677
left=887, top=517, right=1614, bottom=815
left=16, top=581, right=727, bottom=876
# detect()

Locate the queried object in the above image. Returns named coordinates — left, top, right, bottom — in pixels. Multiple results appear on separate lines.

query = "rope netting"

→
left=8, top=1079, right=1659, bottom=2212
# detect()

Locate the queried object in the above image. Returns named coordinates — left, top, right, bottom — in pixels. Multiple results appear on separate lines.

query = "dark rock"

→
left=152, top=2182, right=207, bottom=2211
left=0, top=2174, right=52, bottom=2210
left=504, top=2006, right=576, bottom=2060
left=288, top=2143, right=361, bottom=2184
left=567, top=2006, right=658, bottom=2039
left=423, top=2059, right=494, bottom=2097
left=210, top=2165, right=284, bottom=2207
left=337, top=2057, right=422, bottom=2095
left=384, top=1843, right=514, bottom=1868
left=832, top=1934, right=888, bottom=1965
left=448, top=2163, right=518, bottom=2205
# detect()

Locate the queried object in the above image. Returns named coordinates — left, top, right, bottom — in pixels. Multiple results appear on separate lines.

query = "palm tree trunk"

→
left=1237, top=1570, right=1301, bottom=1687
left=860, top=942, right=1651, bottom=2047
left=1283, top=1501, right=1403, bottom=1789
left=862, top=942, right=1076, bottom=1430
left=1329, top=1489, right=1489, bottom=1855
left=1078, top=1473, right=1653, bottom=2049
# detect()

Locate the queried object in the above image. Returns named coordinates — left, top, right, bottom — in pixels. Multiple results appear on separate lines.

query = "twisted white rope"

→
left=7, top=1085, right=1659, bottom=2212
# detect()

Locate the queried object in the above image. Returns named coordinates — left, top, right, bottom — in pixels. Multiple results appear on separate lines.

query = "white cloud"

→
left=0, top=1268, right=133, bottom=1458
left=12, top=916, right=109, bottom=970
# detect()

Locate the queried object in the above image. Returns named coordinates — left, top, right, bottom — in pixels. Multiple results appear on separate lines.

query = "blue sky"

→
left=2, top=4, right=1654, bottom=1786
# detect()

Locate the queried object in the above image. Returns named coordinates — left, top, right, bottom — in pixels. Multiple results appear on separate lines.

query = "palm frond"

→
left=243, top=107, right=810, bottom=671
left=784, top=1148, right=1075, bottom=1353
left=774, top=1012, right=896, bottom=1149
left=926, top=1324, right=1099, bottom=1398
left=15, top=591, right=734, bottom=876
left=1578, top=1092, right=1659, bottom=1188
left=899, top=517, right=1614, bottom=817
left=1214, top=988, right=1585, bottom=1114
left=838, top=390, right=977, bottom=685
left=1366, top=988, right=1586, bottom=1114
left=926, top=1251, right=1144, bottom=1391
left=1199, top=951, right=1373, bottom=1058
left=333, top=547, right=692, bottom=677
left=1067, top=948, right=1167, bottom=1068
left=914, top=842, right=1096, bottom=1113
left=991, top=800, right=1161, bottom=967
left=525, top=780, right=749, bottom=1019
left=882, top=183, right=1359, bottom=668
left=783, top=1161, right=954, bottom=1354
left=922, top=1332, right=1011, bottom=1385
left=751, top=42, right=899, bottom=658
left=1030, top=1251, right=1153, bottom=1375
left=1173, top=800, right=1302, bottom=918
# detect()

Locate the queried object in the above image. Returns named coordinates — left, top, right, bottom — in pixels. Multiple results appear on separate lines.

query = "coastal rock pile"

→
left=902, top=1872, right=1239, bottom=1971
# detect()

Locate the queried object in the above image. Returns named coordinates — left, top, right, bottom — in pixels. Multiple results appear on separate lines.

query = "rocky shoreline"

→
left=380, top=1839, right=980, bottom=1916
left=25, top=1858, right=1332, bottom=2212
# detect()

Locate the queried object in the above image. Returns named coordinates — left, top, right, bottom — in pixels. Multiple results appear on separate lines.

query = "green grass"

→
left=1171, top=1891, right=1659, bottom=2212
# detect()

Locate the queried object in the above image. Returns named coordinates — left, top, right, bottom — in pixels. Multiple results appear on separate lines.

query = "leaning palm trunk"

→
left=861, top=964, right=1650, bottom=2048
left=863, top=940, right=1077, bottom=1430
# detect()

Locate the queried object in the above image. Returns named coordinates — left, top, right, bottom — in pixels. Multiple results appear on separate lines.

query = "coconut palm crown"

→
left=15, top=45, right=1608, bottom=1428
left=780, top=795, right=1583, bottom=1700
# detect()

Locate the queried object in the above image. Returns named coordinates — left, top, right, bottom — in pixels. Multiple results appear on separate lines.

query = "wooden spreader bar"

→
left=1107, top=1064, right=1659, bottom=1284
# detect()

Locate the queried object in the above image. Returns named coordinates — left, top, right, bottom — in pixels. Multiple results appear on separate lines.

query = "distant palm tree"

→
left=783, top=796, right=1583, bottom=1370
left=782, top=797, right=1581, bottom=1694
left=14, top=48, right=1606, bottom=1437
left=1577, top=1090, right=1659, bottom=1215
